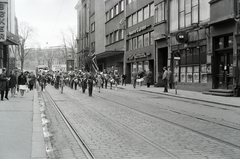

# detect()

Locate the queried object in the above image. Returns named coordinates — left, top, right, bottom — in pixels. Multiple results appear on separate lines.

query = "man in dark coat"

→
left=9, top=70, right=17, bottom=97
left=146, top=69, right=152, bottom=88
left=0, top=68, right=8, bottom=100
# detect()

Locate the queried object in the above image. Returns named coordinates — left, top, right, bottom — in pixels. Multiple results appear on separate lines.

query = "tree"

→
left=60, top=27, right=77, bottom=68
left=18, top=22, right=36, bottom=70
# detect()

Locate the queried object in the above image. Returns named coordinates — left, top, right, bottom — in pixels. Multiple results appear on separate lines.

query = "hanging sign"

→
left=176, top=32, right=188, bottom=44
left=0, top=1, right=7, bottom=42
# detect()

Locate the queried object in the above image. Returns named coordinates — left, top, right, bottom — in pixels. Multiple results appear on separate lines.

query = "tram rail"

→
left=44, top=90, right=96, bottom=159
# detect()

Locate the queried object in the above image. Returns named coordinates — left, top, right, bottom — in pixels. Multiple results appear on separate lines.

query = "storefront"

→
left=170, top=29, right=212, bottom=92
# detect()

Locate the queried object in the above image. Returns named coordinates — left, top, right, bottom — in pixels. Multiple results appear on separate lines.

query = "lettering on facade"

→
left=0, top=3, right=7, bottom=42
left=127, top=25, right=151, bottom=36
left=127, top=52, right=151, bottom=60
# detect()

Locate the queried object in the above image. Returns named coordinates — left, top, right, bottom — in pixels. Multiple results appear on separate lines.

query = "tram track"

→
left=80, top=90, right=240, bottom=150
left=43, top=86, right=240, bottom=158
left=44, top=90, right=96, bottom=159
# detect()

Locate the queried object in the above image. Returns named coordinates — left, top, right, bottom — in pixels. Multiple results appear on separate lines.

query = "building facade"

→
left=75, top=0, right=240, bottom=96
left=0, top=0, right=19, bottom=71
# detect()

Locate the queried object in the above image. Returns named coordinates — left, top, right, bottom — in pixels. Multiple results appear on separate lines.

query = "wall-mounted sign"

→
left=127, top=52, right=151, bottom=60
left=176, top=32, right=188, bottom=44
left=127, top=25, right=151, bottom=36
left=0, top=2, right=7, bottom=42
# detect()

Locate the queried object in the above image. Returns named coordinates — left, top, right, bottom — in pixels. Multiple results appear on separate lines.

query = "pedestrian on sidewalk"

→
left=9, top=70, right=17, bottom=97
left=121, top=73, right=126, bottom=86
left=162, top=66, right=168, bottom=92
left=59, top=73, right=65, bottom=93
left=18, top=72, right=28, bottom=97
left=168, top=67, right=173, bottom=89
left=0, top=68, right=8, bottom=101
left=131, top=69, right=137, bottom=89
left=146, top=69, right=152, bottom=88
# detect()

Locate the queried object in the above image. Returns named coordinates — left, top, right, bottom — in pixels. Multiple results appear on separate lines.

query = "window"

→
left=155, top=2, right=165, bottom=23
left=110, top=33, right=114, bottom=43
left=132, top=12, right=137, bottom=25
left=128, top=0, right=132, bottom=4
left=119, top=29, right=124, bottom=39
left=110, top=8, right=114, bottom=18
left=115, top=30, right=119, bottom=41
left=150, top=3, right=154, bottom=17
left=106, top=11, right=110, bottom=21
left=91, top=23, right=95, bottom=32
left=150, top=31, right=154, bottom=45
left=179, top=0, right=199, bottom=28
left=128, top=39, right=132, bottom=51
left=138, top=35, right=143, bottom=48
left=120, top=0, right=124, bottom=11
left=144, top=33, right=149, bottom=46
left=133, top=37, right=137, bottom=49
left=115, top=4, right=119, bottom=15
left=143, top=5, right=149, bottom=20
left=106, top=35, right=109, bottom=45
left=138, top=9, right=143, bottom=22
left=127, top=15, right=132, bottom=27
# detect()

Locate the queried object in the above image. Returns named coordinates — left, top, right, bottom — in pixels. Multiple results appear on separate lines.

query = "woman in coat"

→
left=18, top=72, right=28, bottom=97
left=9, top=70, right=17, bottom=97
left=146, top=69, right=152, bottom=88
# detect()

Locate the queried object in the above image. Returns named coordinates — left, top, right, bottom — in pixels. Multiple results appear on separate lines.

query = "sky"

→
left=15, top=0, right=78, bottom=48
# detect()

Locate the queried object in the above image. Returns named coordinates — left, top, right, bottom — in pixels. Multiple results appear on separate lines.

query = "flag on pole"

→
left=91, top=53, right=99, bottom=72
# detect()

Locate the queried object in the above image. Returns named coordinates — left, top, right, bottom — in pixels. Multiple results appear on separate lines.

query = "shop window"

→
left=180, top=50, right=186, bottom=65
left=201, top=64, right=207, bottom=83
left=138, top=35, right=143, bottom=48
left=180, top=67, right=186, bottom=82
left=138, top=62, right=143, bottom=72
left=200, top=46, right=206, bottom=64
left=192, top=48, right=199, bottom=64
left=144, top=33, right=149, bottom=46
left=187, top=66, right=193, bottom=82
left=186, top=50, right=192, bottom=64
left=144, top=61, right=149, bottom=71
left=193, top=65, right=199, bottom=83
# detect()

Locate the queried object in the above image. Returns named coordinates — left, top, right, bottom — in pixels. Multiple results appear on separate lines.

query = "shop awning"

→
left=3, top=31, right=19, bottom=45
left=96, top=50, right=124, bottom=59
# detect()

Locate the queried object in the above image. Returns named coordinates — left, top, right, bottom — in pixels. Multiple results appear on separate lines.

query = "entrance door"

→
left=216, top=52, right=233, bottom=89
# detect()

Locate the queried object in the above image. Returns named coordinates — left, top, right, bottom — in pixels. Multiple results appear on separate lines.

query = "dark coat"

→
left=0, top=73, right=7, bottom=91
left=146, top=71, right=152, bottom=83
left=9, top=74, right=17, bottom=88
left=18, top=75, right=27, bottom=85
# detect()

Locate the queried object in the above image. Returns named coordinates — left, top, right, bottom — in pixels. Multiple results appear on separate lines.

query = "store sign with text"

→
left=0, top=2, right=7, bottom=42
left=127, top=25, right=151, bottom=36
left=127, top=52, right=151, bottom=60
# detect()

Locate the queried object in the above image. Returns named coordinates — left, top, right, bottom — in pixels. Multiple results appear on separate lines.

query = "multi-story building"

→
left=0, top=0, right=19, bottom=71
left=75, top=0, right=240, bottom=96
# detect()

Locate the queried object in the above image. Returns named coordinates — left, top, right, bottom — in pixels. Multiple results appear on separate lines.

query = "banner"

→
left=91, top=53, right=99, bottom=72
left=0, top=2, right=7, bottom=42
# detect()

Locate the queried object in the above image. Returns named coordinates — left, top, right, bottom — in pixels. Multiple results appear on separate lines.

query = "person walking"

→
left=96, top=74, right=103, bottom=93
left=146, top=69, right=152, bottom=88
left=168, top=67, right=173, bottom=89
left=131, top=69, right=137, bottom=88
left=0, top=68, right=8, bottom=101
left=28, top=72, right=36, bottom=91
left=121, top=74, right=126, bottom=86
left=59, top=73, right=65, bottom=93
left=18, top=72, right=28, bottom=97
left=162, top=67, right=168, bottom=92
left=9, top=70, right=17, bottom=97
left=87, top=76, right=94, bottom=96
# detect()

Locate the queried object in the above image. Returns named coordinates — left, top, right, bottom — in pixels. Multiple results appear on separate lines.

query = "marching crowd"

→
left=0, top=65, right=172, bottom=101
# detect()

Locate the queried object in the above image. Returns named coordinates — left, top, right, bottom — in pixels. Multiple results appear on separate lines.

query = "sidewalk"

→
left=118, top=84, right=240, bottom=107
left=0, top=89, right=46, bottom=159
